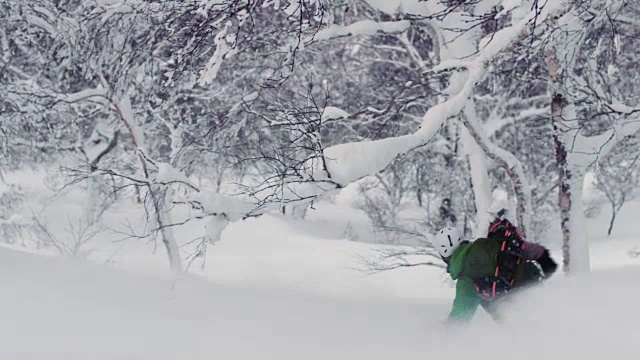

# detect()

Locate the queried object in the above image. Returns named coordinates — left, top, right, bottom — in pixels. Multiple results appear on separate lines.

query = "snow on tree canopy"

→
left=321, top=106, right=349, bottom=120
left=154, top=163, right=193, bottom=187
left=497, top=0, right=523, bottom=18
left=198, top=22, right=236, bottom=86
left=309, top=135, right=420, bottom=186
left=4, top=0, right=638, bottom=275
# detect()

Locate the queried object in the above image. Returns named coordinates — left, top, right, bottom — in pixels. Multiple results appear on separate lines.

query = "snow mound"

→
left=0, top=244, right=638, bottom=359
left=0, top=247, right=436, bottom=359
left=321, top=106, right=350, bottom=120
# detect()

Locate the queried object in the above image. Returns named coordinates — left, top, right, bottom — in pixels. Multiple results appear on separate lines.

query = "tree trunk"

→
left=543, top=5, right=608, bottom=273
left=460, top=101, right=532, bottom=237
left=85, top=174, right=100, bottom=225
left=416, top=167, right=423, bottom=208
left=289, top=204, right=308, bottom=219
left=134, top=185, right=142, bottom=204
left=568, top=173, right=590, bottom=272
left=113, top=93, right=182, bottom=272
left=204, top=214, right=229, bottom=245
left=150, top=185, right=182, bottom=272
left=550, top=101, right=591, bottom=273
left=461, top=124, right=492, bottom=238
left=607, top=202, right=617, bottom=236
left=84, top=130, right=119, bottom=225
left=546, top=32, right=591, bottom=273
left=550, top=92, right=573, bottom=272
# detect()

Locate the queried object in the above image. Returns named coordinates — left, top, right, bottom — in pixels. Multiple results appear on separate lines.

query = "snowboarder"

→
left=435, top=217, right=557, bottom=322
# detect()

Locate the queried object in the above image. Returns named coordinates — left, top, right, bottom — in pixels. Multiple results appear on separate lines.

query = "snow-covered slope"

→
left=0, top=247, right=439, bottom=360
left=2, top=169, right=640, bottom=358
left=1, top=246, right=639, bottom=359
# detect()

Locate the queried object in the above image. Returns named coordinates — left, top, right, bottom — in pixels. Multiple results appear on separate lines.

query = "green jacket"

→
left=447, top=238, right=528, bottom=321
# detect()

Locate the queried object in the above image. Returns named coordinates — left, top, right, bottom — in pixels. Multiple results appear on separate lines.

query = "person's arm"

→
left=523, top=241, right=558, bottom=277
left=522, top=241, right=546, bottom=260
left=536, top=249, right=558, bottom=277
left=449, top=277, right=482, bottom=322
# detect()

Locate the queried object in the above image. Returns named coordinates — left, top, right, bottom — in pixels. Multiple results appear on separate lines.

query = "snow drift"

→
left=0, top=246, right=638, bottom=359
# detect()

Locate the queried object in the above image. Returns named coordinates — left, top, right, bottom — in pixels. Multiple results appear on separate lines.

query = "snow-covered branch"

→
left=485, top=108, right=549, bottom=138
left=253, top=0, right=571, bottom=210
left=356, top=245, right=445, bottom=275
left=603, top=103, right=640, bottom=117
left=312, top=20, right=411, bottom=42
left=425, top=59, right=471, bottom=74
left=461, top=100, right=533, bottom=236
left=55, top=88, right=108, bottom=103
left=3, top=0, right=608, bottom=274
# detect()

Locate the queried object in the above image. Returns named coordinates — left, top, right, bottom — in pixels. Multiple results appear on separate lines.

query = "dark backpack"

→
left=472, top=218, right=525, bottom=301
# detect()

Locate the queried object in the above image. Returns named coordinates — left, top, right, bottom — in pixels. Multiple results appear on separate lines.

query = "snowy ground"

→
left=0, top=247, right=434, bottom=359
left=2, top=243, right=640, bottom=359
left=2, top=169, right=640, bottom=358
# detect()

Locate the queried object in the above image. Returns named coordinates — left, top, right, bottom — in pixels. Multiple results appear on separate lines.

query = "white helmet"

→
left=434, top=227, right=463, bottom=257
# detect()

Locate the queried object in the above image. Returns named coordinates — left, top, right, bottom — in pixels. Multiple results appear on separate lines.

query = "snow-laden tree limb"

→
left=311, top=20, right=411, bottom=42
left=3, top=0, right=574, bottom=268
left=180, top=0, right=573, bottom=238
left=305, top=1, right=566, bottom=195
left=484, top=108, right=549, bottom=138
left=410, top=0, right=571, bottom=237
left=198, top=21, right=236, bottom=86
left=461, top=125, right=493, bottom=237
left=55, top=88, right=108, bottom=103
left=461, top=100, right=533, bottom=236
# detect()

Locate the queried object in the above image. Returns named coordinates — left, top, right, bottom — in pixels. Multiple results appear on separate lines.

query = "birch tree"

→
left=8, top=0, right=639, bottom=275
left=545, top=0, right=640, bottom=272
